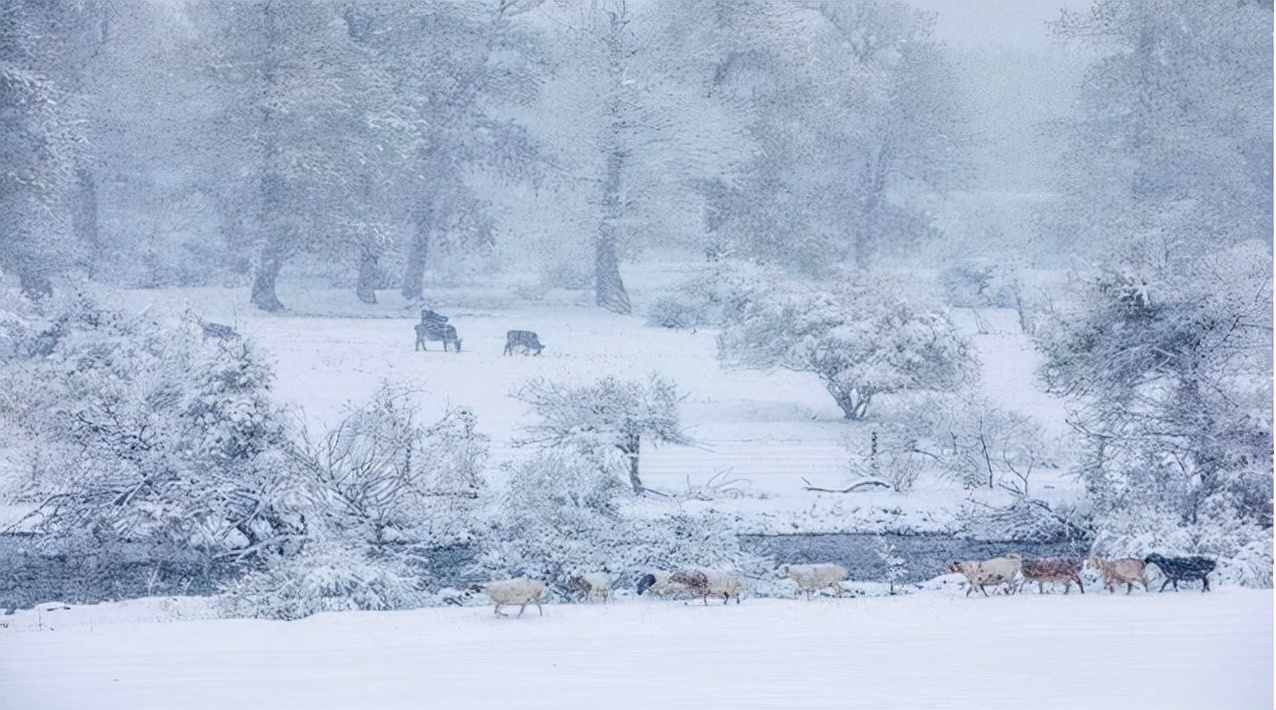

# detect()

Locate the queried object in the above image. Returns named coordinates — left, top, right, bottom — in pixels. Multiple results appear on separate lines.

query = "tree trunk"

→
left=621, top=433, right=643, bottom=494
left=595, top=228, right=631, bottom=314
left=71, top=168, right=99, bottom=278
left=250, top=247, right=285, bottom=312
left=356, top=248, right=379, bottom=304
left=826, top=378, right=870, bottom=420
left=401, top=212, right=431, bottom=302
left=250, top=2, right=287, bottom=314
left=595, top=150, right=631, bottom=314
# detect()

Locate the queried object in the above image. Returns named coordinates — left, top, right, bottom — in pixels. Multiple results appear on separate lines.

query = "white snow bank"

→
left=1, top=589, right=1270, bottom=709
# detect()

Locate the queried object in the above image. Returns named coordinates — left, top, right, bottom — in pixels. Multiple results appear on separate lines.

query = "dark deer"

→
left=415, top=309, right=461, bottom=352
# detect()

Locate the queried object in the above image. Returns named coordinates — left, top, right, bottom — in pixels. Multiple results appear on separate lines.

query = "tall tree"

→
left=189, top=2, right=363, bottom=312
left=1045, top=0, right=1273, bottom=263
left=341, top=1, right=539, bottom=304
left=705, top=0, right=968, bottom=274
left=0, top=1, right=100, bottom=299
left=533, top=0, right=750, bottom=313
left=1037, top=242, right=1273, bottom=535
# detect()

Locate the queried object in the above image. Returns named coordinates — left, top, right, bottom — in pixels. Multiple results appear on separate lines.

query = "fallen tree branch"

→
left=801, top=477, right=894, bottom=493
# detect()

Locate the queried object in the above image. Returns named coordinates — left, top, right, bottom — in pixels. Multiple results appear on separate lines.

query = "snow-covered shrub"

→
left=898, top=394, right=1058, bottom=494
left=289, top=386, right=488, bottom=550
left=477, top=447, right=754, bottom=595
left=939, top=259, right=1019, bottom=309
left=875, top=536, right=907, bottom=595
left=718, top=274, right=977, bottom=420
left=885, top=452, right=923, bottom=493
left=1089, top=506, right=1273, bottom=588
left=956, top=497, right=1089, bottom=544
left=0, top=294, right=297, bottom=555
left=220, top=538, right=423, bottom=620
left=646, top=260, right=775, bottom=329
left=844, top=429, right=925, bottom=492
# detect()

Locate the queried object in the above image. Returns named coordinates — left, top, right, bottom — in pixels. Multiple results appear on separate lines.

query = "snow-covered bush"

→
left=0, top=294, right=297, bottom=555
left=875, top=536, right=907, bottom=595
left=908, top=395, right=1058, bottom=493
left=718, top=274, right=977, bottom=420
left=220, top=538, right=423, bottom=620
left=219, top=390, right=490, bottom=618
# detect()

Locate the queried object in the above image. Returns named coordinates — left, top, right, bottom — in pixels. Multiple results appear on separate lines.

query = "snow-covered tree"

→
left=198, top=2, right=377, bottom=312
left=514, top=373, right=688, bottom=494
left=704, top=0, right=969, bottom=273
left=529, top=0, right=750, bottom=312
left=718, top=275, right=977, bottom=420
left=0, top=295, right=297, bottom=555
left=0, top=2, right=98, bottom=299
left=290, top=387, right=488, bottom=550
left=1037, top=241, right=1272, bottom=567
left=341, top=1, right=541, bottom=304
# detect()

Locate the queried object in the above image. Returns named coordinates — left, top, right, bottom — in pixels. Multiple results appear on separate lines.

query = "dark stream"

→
left=1, top=532, right=1090, bottom=610
left=742, top=532, right=1091, bottom=585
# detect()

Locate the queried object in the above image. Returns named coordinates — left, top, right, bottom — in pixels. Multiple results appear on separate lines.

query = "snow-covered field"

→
left=2, top=273, right=1270, bottom=708
left=92, top=269, right=1083, bottom=537
left=1, top=588, right=1271, bottom=709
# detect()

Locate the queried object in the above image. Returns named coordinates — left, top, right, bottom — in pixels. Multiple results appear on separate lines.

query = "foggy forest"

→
left=0, top=1, right=1272, bottom=707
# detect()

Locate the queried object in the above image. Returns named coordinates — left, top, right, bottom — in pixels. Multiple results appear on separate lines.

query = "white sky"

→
left=907, top=0, right=1093, bottom=50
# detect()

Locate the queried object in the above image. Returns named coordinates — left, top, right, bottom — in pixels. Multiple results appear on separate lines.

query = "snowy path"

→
left=2, top=589, right=1270, bottom=709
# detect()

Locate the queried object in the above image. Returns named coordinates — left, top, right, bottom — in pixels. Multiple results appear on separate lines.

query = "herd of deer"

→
left=181, top=306, right=545, bottom=358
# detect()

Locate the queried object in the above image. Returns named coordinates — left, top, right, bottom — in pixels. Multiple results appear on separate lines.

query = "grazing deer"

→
left=503, top=330, right=544, bottom=356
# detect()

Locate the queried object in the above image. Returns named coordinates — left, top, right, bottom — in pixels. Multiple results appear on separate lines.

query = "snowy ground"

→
left=91, top=267, right=1084, bottom=537
left=1, top=588, right=1271, bottom=709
